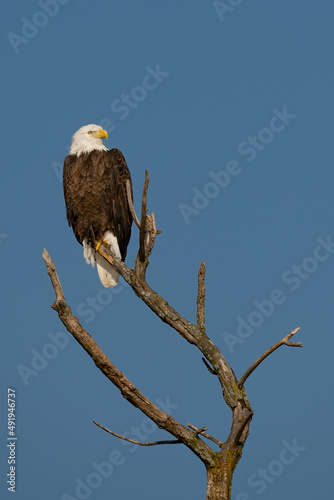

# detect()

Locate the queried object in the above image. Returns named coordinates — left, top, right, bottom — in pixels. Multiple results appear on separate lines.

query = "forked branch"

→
left=187, top=423, right=224, bottom=448
left=43, top=248, right=215, bottom=467
left=96, top=172, right=251, bottom=412
left=127, top=171, right=161, bottom=279
left=238, top=327, right=302, bottom=387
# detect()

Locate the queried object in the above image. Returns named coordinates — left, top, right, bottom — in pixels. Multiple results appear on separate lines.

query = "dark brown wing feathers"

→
left=63, top=148, right=133, bottom=260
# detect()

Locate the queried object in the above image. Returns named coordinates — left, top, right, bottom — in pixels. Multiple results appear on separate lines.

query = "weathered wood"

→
left=43, top=248, right=216, bottom=468
left=197, top=262, right=206, bottom=331
left=238, top=327, right=302, bottom=387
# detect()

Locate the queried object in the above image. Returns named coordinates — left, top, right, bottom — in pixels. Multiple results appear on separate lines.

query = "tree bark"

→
left=206, top=460, right=234, bottom=500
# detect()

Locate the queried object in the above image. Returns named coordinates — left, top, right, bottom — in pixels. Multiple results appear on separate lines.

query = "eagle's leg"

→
left=87, top=226, right=110, bottom=252
left=95, top=237, right=114, bottom=251
left=87, top=226, right=100, bottom=251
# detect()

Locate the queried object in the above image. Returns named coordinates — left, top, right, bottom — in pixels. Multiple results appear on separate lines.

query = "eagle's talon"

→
left=95, top=241, right=102, bottom=252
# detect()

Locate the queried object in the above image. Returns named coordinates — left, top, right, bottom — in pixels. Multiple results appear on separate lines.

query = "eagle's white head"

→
left=69, top=124, right=108, bottom=156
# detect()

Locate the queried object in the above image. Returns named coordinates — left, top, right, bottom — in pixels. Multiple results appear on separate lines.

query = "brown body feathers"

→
left=63, top=149, right=133, bottom=260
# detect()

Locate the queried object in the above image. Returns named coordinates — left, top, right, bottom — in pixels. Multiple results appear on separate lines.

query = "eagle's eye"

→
left=88, top=131, right=93, bottom=135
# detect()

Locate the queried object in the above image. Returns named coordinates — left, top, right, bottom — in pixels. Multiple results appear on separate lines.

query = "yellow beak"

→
left=93, top=128, right=108, bottom=140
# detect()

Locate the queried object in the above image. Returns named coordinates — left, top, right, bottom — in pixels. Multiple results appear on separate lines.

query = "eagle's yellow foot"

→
left=96, top=238, right=110, bottom=251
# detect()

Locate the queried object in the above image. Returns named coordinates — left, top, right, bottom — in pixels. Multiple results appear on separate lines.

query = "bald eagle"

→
left=63, top=124, right=133, bottom=287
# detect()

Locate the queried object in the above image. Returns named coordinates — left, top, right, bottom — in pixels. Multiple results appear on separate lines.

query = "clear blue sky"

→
left=1, top=1, right=333, bottom=499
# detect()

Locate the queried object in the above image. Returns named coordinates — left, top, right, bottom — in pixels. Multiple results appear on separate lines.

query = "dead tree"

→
left=43, top=171, right=302, bottom=500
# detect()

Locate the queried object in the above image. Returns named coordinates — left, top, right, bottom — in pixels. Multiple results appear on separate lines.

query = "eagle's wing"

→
left=105, top=148, right=133, bottom=260
left=63, top=154, right=82, bottom=243
left=63, top=149, right=133, bottom=260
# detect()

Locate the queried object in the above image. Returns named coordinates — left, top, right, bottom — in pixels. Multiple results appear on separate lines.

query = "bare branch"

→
left=188, top=423, right=224, bottom=448
left=197, top=262, right=206, bottom=331
left=126, top=179, right=140, bottom=228
left=43, top=249, right=216, bottom=468
left=42, top=249, right=65, bottom=305
left=98, top=243, right=249, bottom=411
left=144, top=212, right=160, bottom=256
left=93, top=420, right=181, bottom=446
left=238, top=327, right=302, bottom=387
left=202, top=357, right=216, bottom=375
left=188, top=423, right=208, bottom=435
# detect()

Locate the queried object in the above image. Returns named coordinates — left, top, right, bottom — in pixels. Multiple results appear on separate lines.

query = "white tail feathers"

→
left=95, top=253, right=119, bottom=287
left=82, top=231, right=121, bottom=288
left=83, top=239, right=95, bottom=266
